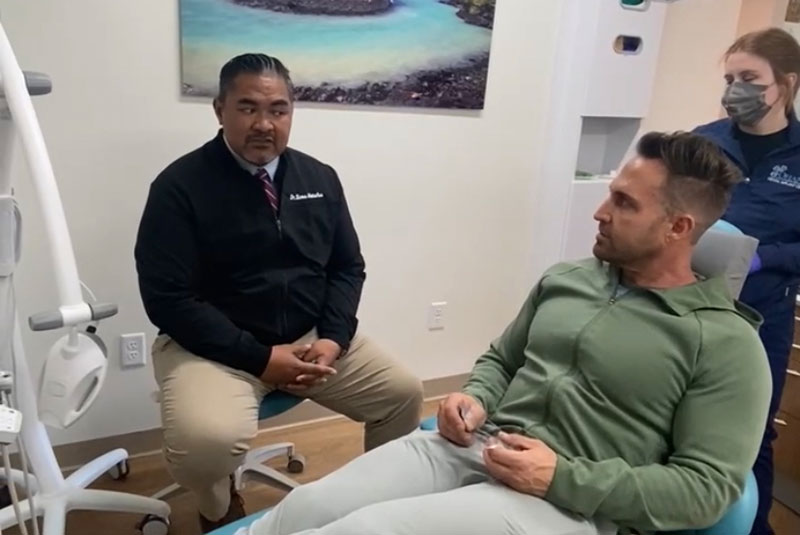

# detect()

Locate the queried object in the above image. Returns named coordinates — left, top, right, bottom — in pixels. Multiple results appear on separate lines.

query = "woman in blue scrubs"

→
left=694, top=28, right=800, bottom=535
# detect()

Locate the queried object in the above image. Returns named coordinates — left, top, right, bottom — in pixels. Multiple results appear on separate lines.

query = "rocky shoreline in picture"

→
left=295, top=53, right=489, bottom=108
left=438, top=0, right=495, bottom=29
left=231, top=0, right=495, bottom=29
left=189, top=0, right=495, bottom=108
left=231, top=0, right=394, bottom=17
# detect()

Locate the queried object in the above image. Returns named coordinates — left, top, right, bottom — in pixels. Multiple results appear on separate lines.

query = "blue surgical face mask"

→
left=721, top=81, right=773, bottom=127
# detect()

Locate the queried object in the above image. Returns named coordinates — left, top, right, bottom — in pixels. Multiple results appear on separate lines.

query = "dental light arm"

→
left=0, top=20, right=115, bottom=429
left=0, top=28, right=116, bottom=330
left=0, top=13, right=173, bottom=533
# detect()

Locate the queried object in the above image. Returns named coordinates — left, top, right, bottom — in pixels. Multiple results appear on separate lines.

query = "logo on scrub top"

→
left=767, top=165, right=800, bottom=189
left=289, top=192, right=324, bottom=201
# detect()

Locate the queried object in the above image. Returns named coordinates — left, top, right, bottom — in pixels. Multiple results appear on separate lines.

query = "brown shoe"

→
left=198, top=479, right=246, bottom=533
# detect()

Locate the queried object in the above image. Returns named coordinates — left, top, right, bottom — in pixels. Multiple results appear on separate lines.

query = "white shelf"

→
left=576, top=117, right=640, bottom=177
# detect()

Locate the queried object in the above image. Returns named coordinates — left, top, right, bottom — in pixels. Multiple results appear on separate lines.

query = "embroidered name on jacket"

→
left=289, top=192, right=324, bottom=201
left=767, top=165, right=800, bottom=189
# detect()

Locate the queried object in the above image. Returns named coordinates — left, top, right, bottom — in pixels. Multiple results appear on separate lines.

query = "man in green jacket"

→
left=249, top=132, right=772, bottom=535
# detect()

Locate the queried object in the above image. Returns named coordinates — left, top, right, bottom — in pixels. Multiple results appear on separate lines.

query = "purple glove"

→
left=749, top=253, right=762, bottom=274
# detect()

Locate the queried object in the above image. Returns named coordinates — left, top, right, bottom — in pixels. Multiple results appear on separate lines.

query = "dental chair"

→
left=419, top=417, right=760, bottom=535
left=207, top=224, right=762, bottom=535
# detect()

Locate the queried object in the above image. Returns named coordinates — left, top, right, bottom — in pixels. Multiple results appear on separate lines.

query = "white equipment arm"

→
left=0, top=23, right=116, bottom=330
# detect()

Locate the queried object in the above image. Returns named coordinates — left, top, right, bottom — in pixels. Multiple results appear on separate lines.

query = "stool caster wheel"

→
left=108, top=459, right=130, bottom=481
left=138, top=514, right=170, bottom=535
left=287, top=453, right=306, bottom=474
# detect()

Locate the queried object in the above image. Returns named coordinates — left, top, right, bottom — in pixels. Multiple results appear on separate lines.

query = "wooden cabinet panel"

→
left=774, top=411, right=800, bottom=483
left=780, top=352, right=800, bottom=420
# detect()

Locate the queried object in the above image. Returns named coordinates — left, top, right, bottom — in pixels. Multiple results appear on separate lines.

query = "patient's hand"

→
left=482, top=432, right=557, bottom=497
left=438, top=393, right=486, bottom=447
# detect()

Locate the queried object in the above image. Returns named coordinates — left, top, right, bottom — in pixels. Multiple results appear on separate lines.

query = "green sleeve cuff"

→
left=544, top=455, right=576, bottom=509
left=460, top=386, right=492, bottom=415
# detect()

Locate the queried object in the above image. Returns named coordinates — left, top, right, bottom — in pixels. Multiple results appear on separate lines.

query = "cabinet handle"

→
left=788, top=369, right=800, bottom=378
left=775, top=418, right=788, bottom=427
left=794, top=344, right=800, bottom=350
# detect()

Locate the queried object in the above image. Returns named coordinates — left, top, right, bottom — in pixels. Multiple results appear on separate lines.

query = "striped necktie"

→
left=254, top=168, right=278, bottom=213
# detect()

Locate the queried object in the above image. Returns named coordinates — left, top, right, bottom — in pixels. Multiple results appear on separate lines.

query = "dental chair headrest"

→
left=691, top=221, right=759, bottom=300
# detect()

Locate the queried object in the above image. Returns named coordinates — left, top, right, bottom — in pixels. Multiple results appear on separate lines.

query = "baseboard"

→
left=53, top=373, right=468, bottom=471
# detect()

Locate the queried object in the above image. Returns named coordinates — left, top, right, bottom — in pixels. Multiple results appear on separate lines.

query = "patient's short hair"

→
left=636, top=131, right=742, bottom=241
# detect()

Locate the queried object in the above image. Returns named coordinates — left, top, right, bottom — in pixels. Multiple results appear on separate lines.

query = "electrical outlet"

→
left=427, top=302, right=447, bottom=331
left=120, top=333, right=147, bottom=368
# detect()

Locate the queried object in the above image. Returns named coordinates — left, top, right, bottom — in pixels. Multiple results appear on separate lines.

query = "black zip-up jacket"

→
left=135, top=132, right=365, bottom=377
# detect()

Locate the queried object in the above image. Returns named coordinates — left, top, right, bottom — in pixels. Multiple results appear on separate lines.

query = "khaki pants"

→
left=152, top=331, right=423, bottom=521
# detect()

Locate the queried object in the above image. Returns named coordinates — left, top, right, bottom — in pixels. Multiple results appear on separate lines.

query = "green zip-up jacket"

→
left=462, top=259, right=771, bottom=534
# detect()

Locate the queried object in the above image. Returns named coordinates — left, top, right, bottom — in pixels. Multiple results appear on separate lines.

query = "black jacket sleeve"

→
left=135, top=175, right=272, bottom=377
left=316, top=171, right=366, bottom=351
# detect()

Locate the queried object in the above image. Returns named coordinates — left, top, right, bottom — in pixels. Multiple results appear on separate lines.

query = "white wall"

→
left=0, top=0, right=561, bottom=444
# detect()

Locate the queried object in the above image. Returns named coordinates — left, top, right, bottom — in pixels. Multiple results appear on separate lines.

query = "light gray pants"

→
left=248, top=430, right=616, bottom=535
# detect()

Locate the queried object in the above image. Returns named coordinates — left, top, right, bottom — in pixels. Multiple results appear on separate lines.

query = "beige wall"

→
left=738, top=0, right=789, bottom=35
left=640, top=0, right=744, bottom=134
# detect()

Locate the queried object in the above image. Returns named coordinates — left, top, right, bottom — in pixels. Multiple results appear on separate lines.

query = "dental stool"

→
left=146, top=391, right=306, bottom=533
left=233, top=391, right=307, bottom=492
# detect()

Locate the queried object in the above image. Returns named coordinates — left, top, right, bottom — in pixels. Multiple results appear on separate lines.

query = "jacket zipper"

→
left=274, top=204, right=288, bottom=338
left=541, top=283, right=622, bottom=425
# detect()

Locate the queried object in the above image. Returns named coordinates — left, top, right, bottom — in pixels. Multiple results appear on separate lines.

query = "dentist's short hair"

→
left=217, top=53, right=295, bottom=101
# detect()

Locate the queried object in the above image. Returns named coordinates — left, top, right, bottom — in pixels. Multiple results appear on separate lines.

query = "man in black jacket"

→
left=135, top=54, right=423, bottom=532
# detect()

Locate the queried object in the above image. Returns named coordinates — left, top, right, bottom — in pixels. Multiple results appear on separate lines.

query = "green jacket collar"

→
left=605, top=264, right=762, bottom=329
